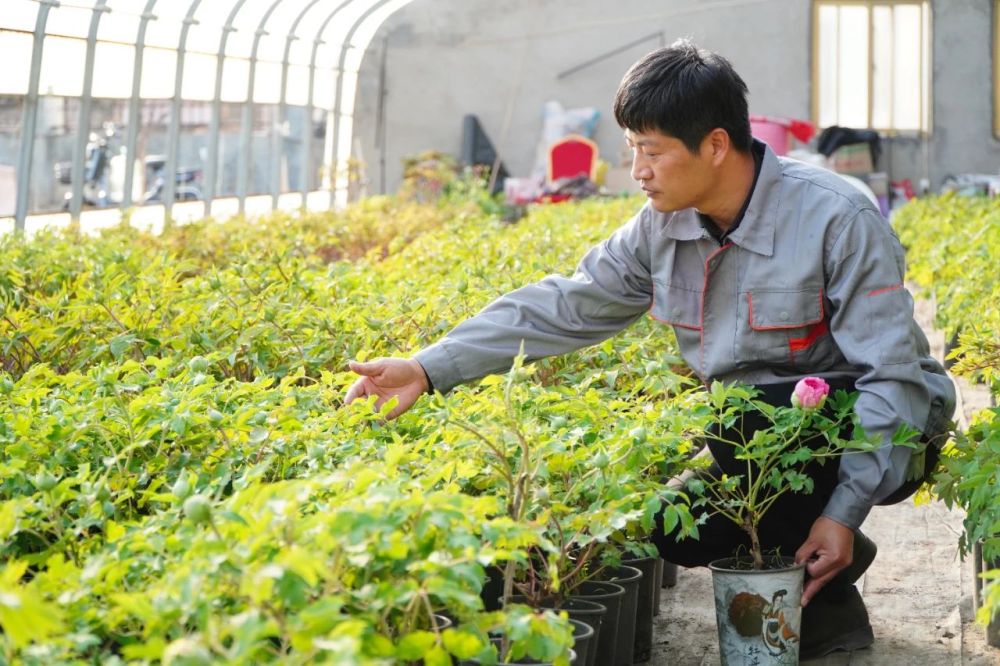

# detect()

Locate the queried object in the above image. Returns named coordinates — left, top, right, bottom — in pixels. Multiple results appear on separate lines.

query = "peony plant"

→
left=688, top=378, right=893, bottom=570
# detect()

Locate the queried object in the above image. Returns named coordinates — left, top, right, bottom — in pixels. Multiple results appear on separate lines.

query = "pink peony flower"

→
left=792, top=377, right=830, bottom=410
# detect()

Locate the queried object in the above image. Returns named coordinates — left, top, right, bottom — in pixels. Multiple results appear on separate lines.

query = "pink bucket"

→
left=750, top=119, right=790, bottom=155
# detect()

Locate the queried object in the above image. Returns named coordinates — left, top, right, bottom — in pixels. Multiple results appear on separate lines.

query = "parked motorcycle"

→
left=141, top=156, right=203, bottom=203
left=56, top=124, right=203, bottom=208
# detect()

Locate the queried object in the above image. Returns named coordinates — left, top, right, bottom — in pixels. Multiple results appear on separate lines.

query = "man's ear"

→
left=703, top=128, right=731, bottom=166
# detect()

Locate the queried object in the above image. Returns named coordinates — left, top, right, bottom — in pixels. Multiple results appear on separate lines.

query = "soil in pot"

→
left=709, top=556, right=805, bottom=666
left=595, top=564, right=643, bottom=666
left=622, top=556, right=658, bottom=663
left=571, top=580, right=625, bottom=666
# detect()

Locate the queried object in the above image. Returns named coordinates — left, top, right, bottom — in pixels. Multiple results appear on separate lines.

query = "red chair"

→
left=547, top=134, right=598, bottom=182
left=539, top=134, right=599, bottom=203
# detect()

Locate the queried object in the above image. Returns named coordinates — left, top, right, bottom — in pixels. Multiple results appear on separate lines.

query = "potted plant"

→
left=436, top=353, right=698, bottom=665
left=687, top=378, right=905, bottom=665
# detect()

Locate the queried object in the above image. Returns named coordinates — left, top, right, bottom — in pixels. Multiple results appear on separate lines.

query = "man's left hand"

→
left=795, top=516, right=854, bottom=606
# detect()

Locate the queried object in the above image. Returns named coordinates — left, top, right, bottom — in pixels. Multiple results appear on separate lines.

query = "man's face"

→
left=624, top=128, right=715, bottom=214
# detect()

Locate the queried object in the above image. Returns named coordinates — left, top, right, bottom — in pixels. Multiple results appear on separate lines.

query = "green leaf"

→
left=0, top=501, right=18, bottom=540
left=424, top=644, right=452, bottom=666
left=109, top=334, right=136, bottom=359
left=397, top=630, right=437, bottom=659
left=0, top=579, right=64, bottom=648
left=443, top=627, right=485, bottom=659
left=122, top=637, right=168, bottom=659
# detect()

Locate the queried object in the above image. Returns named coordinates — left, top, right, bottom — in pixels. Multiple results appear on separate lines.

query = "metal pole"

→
left=375, top=35, right=387, bottom=195
left=238, top=0, right=287, bottom=216
left=164, top=1, right=202, bottom=224
left=306, top=0, right=353, bottom=206
left=556, top=31, right=664, bottom=80
left=122, top=0, right=160, bottom=210
left=275, top=0, right=325, bottom=208
left=14, top=0, right=60, bottom=233
left=69, top=1, right=112, bottom=221
left=330, top=0, right=394, bottom=209
left=204, top=0, right=250, bottom=214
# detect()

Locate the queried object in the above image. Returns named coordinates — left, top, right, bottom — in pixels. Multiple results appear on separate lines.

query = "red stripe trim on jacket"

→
left=788, top=320, right=830, bottom=352
left=868, top=283, right=903, bottom=297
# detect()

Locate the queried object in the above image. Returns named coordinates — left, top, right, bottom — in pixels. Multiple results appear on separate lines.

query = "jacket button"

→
left=779, top=311, right=790, bottom=321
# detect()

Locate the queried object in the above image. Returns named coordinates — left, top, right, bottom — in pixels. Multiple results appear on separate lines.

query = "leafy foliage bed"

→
left=894, top=194, right=1000, bottom=624
left=0, top=193, right=706, bottom=664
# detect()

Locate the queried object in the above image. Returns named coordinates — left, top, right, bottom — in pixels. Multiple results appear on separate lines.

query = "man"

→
left=345, top=40, right=955, bottom=659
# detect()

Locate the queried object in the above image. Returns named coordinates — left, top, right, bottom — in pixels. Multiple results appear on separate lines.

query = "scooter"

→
left=56, top=125, right=203, bottom=208
left=141, top=156, right=203, bottom=203
left=56, top=124, right=117, bottom=209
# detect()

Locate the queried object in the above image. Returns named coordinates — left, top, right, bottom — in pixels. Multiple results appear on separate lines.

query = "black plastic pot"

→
left=661, top=559, right=678, bottom=588
left=596, top=565, right=642, bottom=666
left=481, top=565, right=506, bottom=612
left=567, top=619, right=595, bottom=666
left=505, top=595, right=605, bottom=666
left=571, top=580, right=625, bottom=666
left=652, top=559, right=663, bottom=616
left=622, top=556, right=658, bottom=663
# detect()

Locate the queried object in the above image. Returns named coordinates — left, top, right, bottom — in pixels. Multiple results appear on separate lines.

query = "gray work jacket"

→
left=414, top=143, right=955, bottom=530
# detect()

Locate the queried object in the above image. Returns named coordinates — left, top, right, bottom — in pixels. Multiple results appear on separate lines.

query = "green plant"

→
left=435, top=352, right=698, bottom=611
left=895, top=194, right=1000, bottom=624
left=0, top=191, right=674, bottom=662
left=687, top=380, right=903, bottom=570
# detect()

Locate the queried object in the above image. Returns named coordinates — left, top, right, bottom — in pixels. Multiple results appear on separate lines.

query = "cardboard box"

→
left=829, top=143, right=874, bottom=175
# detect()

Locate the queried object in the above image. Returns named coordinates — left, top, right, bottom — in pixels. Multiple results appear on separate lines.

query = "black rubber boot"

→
left=799, top=532, right=877, bottom=660
left=841, top=530, right=877, bottom=586
left=799, top=583, right=875, bottom=660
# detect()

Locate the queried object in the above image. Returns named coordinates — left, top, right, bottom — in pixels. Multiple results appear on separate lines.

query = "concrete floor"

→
left=650, top=295, right=1000, bottom=665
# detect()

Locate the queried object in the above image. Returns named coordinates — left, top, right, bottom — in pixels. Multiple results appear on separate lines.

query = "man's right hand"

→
left=344, top=357, right=430, bottom=420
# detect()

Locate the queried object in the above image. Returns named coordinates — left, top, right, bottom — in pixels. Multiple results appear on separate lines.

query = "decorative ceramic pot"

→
left=708, top=556, right=806, bottom=666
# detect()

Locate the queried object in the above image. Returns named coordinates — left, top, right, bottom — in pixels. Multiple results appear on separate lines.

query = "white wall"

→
left=354, top=0, right=1000, bottom=194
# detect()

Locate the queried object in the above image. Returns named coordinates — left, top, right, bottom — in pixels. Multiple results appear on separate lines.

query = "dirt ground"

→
left=648, top=295, right=1000, bottom=665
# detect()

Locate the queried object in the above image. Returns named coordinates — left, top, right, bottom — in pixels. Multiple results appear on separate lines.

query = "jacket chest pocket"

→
left=650, top=280, right=703, bottom=366
left=651, top=280, right=702, bottom=330
left=740, top=288, right=835, bottom=367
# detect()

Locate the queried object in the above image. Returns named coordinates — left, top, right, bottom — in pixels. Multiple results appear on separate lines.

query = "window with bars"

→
left=813, top=1, right=930, bottom=133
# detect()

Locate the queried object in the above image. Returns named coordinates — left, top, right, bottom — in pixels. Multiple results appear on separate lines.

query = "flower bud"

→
left=792, top=376, right=830, bottom=410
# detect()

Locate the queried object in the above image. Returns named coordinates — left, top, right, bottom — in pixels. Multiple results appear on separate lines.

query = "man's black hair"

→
left=613, top=39, right=752, bottom=154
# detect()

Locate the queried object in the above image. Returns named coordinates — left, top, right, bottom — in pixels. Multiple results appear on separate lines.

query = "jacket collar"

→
left=664, top=139, right=780, bottom=257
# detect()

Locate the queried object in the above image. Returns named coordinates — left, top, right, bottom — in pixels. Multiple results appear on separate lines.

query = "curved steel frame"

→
left=274, top=0, right=323, bottom=206
left=11, top=0, right=407, bottom=231
left=237, top=0, right=286, bottom=215
left=304, top=0, right=353, bottom=205
left=202, top=0, right=249, bottom=213
left=329, top=0, right=395, bottom=208
left=14, top=0, right=59, bottom=232
left=122, top=0, right=161, bottom=209
left=68, top=1, right=111, bottom=220
left=163, top=1, right=203, bottom=222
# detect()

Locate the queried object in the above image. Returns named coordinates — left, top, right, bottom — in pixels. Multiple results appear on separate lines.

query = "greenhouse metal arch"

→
left=0, top=0, right=413, bottom=233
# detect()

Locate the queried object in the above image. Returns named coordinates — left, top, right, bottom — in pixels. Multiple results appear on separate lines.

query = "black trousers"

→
left=652, top=379, right=938, bottom=579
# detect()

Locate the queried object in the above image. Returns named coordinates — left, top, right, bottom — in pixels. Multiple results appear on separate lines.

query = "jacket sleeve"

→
left=413, top=210, right=655, bottom=394
left=820, top=207, right=952, bottom=529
